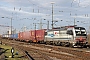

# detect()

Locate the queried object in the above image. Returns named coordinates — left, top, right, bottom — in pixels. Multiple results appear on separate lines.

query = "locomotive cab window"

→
left=75, top=27, right=86, bottom=36
left=67, top=30, right=73, bottom=35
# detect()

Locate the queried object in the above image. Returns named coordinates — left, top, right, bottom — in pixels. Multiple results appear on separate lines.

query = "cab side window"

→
left=67, top=30, right=73, bottom=35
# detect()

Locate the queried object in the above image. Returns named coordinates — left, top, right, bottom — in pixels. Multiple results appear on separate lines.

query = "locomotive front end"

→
left=74, top=27, right=88, bottom=47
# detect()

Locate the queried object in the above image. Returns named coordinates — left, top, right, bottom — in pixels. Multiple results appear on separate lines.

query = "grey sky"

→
left=0, top=0, right=90, bottom=34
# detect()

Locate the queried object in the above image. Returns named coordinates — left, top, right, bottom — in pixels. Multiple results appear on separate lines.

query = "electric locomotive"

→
left=45, top=26, right=87, bottom=47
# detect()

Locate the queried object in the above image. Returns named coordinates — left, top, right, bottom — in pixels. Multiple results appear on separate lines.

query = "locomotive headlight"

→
left=72, top=42, right=75, bottom=46
left=73, top=42, right=75, bottom=43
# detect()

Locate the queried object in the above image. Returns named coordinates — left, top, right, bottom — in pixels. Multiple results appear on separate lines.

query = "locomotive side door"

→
left=66, top=30, right=74, bottom=42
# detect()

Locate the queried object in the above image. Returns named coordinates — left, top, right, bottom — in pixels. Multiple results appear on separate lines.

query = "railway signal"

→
left=11, top=47, right=14, bottom=58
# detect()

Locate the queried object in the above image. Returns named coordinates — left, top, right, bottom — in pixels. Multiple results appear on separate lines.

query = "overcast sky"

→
left=0, top=0, right=90, bottom=34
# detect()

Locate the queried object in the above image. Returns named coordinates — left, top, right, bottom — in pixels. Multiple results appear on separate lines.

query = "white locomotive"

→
left=45, top=26, right=87, bottom=47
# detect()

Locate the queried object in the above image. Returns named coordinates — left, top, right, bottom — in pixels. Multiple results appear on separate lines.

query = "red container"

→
left=18, top=32, right=23, bottom=41
left=30, top=29, right=46, bottom=42
left=18, top=29, right=46, bottom=43
left=22, top=31, right=30, bottom=42
left=30, top=30, right=36, bottom=42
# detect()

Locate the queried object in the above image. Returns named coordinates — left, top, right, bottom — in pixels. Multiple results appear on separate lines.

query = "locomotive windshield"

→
left=75, top=27, right=86, bottom=36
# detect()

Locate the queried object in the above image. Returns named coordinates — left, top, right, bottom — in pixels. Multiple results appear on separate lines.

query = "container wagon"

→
left=18, top=29, right=46, bottom=43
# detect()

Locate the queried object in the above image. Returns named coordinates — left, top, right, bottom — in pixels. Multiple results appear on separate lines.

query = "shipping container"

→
left=30, top=30, right=36, bottom=42
left=18, top=29, right=46, bottom=43
left=22, top=31, right=30, bottom=42
left=10, top=33, right=18, bottom=40
left=30, top=29, right=46, bottom=43
left=18, top=31, right=31, bottom=42
left=18, top=32, right=24, bottom=41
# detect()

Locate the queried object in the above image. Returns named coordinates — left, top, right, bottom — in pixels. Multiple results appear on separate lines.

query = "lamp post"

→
left=43, top=19, right=49, bottom=30
left=2, top=17, right=13, bottom=35
left=74, top=13, right=77, bottom=26
left=51, top=2, right=55, bottom=29
left=39, top=19, right=46, bottom=29
left=46, top=15, right=50, bottom=30
left=11, top=18, right=12, bottom=35
left=33, top=23, right=37, bottom=42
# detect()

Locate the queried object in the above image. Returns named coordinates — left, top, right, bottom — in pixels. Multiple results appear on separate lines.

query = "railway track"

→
left=1, top=38, right=90, bottom=60
left=1, top=39, right=55, bottom=60
left=24, top=51, right=34, bottom=60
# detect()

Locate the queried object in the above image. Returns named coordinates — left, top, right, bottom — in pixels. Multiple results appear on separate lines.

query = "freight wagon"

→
left=18, top=29, right=46, bottom=43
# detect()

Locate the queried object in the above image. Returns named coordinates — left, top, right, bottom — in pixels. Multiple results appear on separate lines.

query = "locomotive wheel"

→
left=69, top=43, right=75, bottom=48
left=64, top=42, right=70, bottom=47
left=46, top=41, right=51, bottom=45
left=53, top=42, right=58, bottom=46
left=53, top=42, right=56, bottom=45
left=60, top=42, right=65, bottom=46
